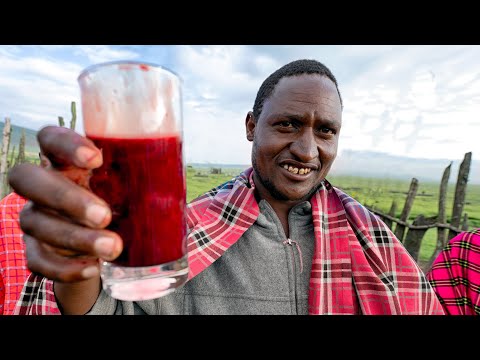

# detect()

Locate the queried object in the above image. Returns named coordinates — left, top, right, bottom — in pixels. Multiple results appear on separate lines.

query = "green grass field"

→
left=328, top=175, right=480, bottom=263
left=186, top=167, right=480, bottom=263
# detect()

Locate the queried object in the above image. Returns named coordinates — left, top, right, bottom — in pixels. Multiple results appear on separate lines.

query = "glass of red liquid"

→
left=78, top=60, right=188, bottom=301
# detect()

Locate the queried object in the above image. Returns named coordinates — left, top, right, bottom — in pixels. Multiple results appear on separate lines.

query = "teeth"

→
left=282, top=165, right=311, bottom=175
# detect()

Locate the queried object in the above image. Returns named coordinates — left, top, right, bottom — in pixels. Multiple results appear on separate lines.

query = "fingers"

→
left=20, top=203, right=123, bottom=261
left=23, top=234, right=101, bottom=282
left=9, top=164, right=111, bottom=229
left=38, top=126, right=102, bottom=170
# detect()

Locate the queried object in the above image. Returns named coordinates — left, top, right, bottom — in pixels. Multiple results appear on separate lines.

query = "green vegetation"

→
left=185, top=169, right=480, bottom=263
left=186, top=166, right=241, bottom=202
left=0, top=121, right=39, bottom=156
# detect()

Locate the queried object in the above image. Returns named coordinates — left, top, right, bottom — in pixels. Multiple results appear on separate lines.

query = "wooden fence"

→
left=366, top=151, right=472, bottom=272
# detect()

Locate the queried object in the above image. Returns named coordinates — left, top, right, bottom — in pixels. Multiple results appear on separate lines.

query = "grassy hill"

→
left=0, top=121, right=39, bottom=158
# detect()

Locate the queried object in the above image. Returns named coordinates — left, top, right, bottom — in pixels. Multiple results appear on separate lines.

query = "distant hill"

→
left=331, top=150, right=479, bottom=185
left=189, top=151, right=479, bottom=185
left=0, top=121, right=39, bottom=155
left=187, top=163, right=249, bottom=170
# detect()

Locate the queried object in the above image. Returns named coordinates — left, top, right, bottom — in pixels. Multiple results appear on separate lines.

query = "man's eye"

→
left=279, top=121, right=294, bottom=128
left=319, top=127, right=335, bottom=134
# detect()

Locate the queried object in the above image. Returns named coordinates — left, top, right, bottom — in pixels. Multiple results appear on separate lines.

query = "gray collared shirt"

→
left=87, top=200, right=315, bottom=315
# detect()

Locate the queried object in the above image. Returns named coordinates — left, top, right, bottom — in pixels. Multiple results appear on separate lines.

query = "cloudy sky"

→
left=0, top=45, right=478, bottom=165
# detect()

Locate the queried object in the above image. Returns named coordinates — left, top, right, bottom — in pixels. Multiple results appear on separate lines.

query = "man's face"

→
left=246, top=74, right=342, bottom=203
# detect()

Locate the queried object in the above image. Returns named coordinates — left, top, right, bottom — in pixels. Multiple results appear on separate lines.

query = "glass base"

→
left=100, top=255, right=189, bottom=301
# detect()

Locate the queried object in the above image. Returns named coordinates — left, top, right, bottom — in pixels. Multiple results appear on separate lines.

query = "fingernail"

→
left=86, top=204, right=110, bottom=226
left=94, top=237, right=115, bottom=258
left=76, top=146, right=98, bottom=164
left=81, top=266, right=99, bottom=279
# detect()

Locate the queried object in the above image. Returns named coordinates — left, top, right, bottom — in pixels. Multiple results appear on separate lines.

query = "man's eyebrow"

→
left=316, top=118, right=341, bottom=128
left=275, top=113, right=340, bottom=127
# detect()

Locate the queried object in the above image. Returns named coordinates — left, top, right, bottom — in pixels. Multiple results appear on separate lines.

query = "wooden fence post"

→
left=383, top=200, right=397, bottom=230
left=404, top=215, right=437, bottom=265
left=394, top=178, right=419, bottom=242
left=428, top=162, right=451, bottom=267
left=0, top=117, right=12, bottom=198
left=448, top=152, right=471, bottom=240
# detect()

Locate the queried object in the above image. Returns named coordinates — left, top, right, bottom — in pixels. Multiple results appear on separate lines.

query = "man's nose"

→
left=289, top=130, right=319, bottom=161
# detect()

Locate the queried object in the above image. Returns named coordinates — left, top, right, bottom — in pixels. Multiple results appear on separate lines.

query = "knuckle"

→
left=19, top=204, right=35, bottom=233
left=23, top=244, right=40, bottom=274
left=7, top=163, right=30, bottom=185
left=62, top=225, right=93, bottom=253
left=52, top=183, right=75, bottom=209
left=38, top=125, right=63, bottom=143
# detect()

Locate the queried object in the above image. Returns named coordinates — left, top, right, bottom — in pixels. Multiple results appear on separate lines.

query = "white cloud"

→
left=73, top=45, right=140, bottom=64
left=0, top=52, right=83, bottom=131
left=1, top=45, right=479, bottom=166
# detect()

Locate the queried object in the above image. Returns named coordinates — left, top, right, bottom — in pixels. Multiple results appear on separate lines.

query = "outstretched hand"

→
left=8, top=126, right=123, bottom=283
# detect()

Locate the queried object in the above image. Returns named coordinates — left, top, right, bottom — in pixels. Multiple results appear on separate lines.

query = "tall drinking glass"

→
left=78, top=60, right=188, bottom=301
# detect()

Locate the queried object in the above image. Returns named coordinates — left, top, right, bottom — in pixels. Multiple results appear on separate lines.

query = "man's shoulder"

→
left=448, top=228, right=480, bottom=248
left=330, top=184, right=393, bottom=235
left=188, top=171, right=249, bottom=209
left=188, top=177, right=238, bottom=206
left=331, top=185, right=370, bottom=213
left=185, top=173, right=251, bottom=230
left=0, top=192, right=27, bottom=207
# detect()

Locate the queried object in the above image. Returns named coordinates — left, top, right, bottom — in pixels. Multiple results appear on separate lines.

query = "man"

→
left=427, top=228, right=480, bottom=315
left=9, top=59, right=444, bottom=315
left=0, top=153, right=50, bottom=315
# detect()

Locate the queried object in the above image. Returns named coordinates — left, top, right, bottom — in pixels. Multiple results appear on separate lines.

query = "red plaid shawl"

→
left=427, top=229, right=480, bottom=315
left=0, top=192, right=30, bottom=315
left=14, top=167, right=444, bottom=315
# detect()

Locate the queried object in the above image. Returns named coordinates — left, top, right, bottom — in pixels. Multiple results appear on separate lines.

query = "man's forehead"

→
left=267, top=74, right=341, bottom=110
left=274, top=73, right=335, bottom=92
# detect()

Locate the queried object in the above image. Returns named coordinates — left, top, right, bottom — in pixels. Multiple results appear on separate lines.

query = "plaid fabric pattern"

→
left=13, top=273, right=60, bottom=315
left=14, top=167, right=444, bottom=315
left=426, top=229, right=480, bottom=315
left=0, top=192, right=30, bottom=315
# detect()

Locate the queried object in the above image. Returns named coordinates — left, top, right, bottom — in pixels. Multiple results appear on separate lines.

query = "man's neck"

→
left=252, top=173, right=305, bottom=238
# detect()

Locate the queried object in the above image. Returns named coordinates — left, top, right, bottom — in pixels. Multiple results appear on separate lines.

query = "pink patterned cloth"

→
left=427, top=229, right=480, bottom=315
left=15, top=168, right=444, bottom=315
left=0, top=192, right=30, bottom=315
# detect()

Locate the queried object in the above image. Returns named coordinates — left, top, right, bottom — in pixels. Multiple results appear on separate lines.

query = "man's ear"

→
left=246, top=111, right=255, bottom=142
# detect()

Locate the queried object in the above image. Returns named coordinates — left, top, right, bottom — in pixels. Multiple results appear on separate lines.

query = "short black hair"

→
left=252, top=59, right=343, bottom=120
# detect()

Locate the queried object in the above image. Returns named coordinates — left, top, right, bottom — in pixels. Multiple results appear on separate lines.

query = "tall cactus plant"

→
left=70, top=101, right=77, bottom=130
left=16, top=129, right=25, bottom=164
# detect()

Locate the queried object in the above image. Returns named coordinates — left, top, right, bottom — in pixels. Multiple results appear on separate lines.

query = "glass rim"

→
left=77, top=60, right=181, bottom=83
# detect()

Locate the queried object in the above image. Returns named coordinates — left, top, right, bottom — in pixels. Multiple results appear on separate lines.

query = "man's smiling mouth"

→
left=279, top=160, right=319, bottom=176
left=282, top=164, right=312, bottom=175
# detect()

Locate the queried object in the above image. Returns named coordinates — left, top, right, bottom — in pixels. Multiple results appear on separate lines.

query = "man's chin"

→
left=275, top=189, right=313, bottom=202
